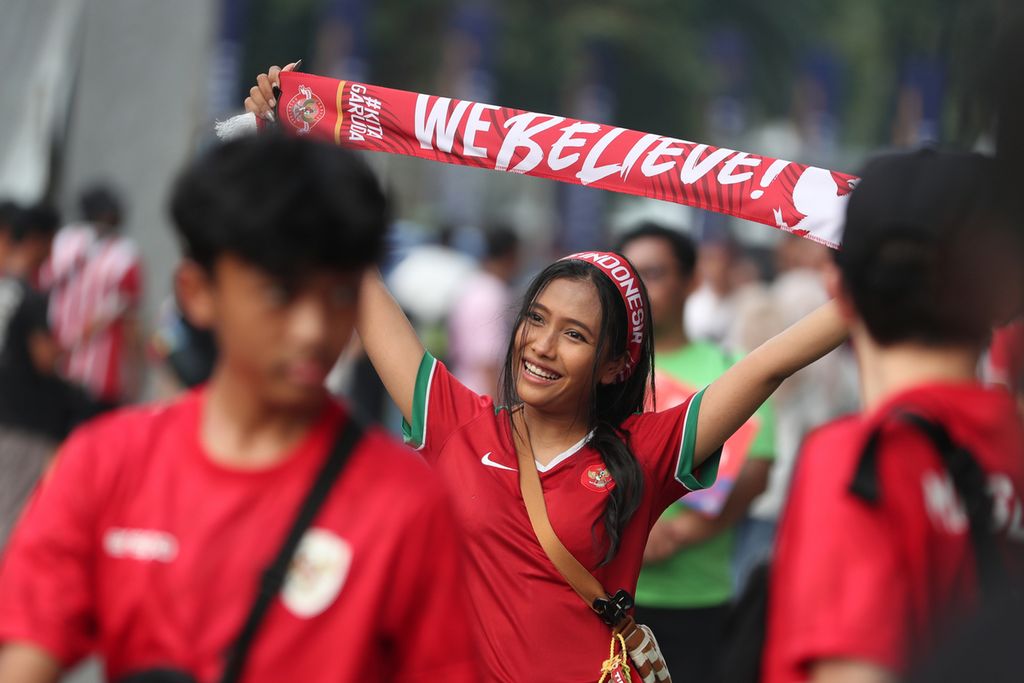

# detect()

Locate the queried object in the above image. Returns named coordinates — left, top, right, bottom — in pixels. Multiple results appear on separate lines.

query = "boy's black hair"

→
left=837, top=149, right=1020, bottom=346
left=80, top=185, right=123, bottom=225
left=615, top=222, right=698, bottom=280
left=11, top=204, right=60, bottom=243
left=170, top=136, right=389, bottom=281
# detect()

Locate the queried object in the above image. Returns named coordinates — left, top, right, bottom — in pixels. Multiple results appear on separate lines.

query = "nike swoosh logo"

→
left=480, top=452, right=516, bottom=472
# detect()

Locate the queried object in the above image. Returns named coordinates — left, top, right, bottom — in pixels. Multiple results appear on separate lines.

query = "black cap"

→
left=836, top=148, right=1020, bottom=345
left=837, top=149, right=999, bottom=273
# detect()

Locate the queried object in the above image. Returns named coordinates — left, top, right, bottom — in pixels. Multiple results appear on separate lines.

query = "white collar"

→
left=534, top=431, right=594, bottom=472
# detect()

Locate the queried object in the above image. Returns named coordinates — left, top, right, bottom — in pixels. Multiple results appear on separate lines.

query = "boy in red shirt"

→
left=0, top=137, right=477, bottom=683
left=762, top=150, right=1024, bottom=683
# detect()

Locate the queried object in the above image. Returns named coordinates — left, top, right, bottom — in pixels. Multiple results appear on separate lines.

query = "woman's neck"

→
left=515, top=404, right=591, bottom=466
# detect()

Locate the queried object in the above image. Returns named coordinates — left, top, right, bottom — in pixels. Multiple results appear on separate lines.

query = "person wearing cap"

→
left=762, top=149, right=1024, bottom=683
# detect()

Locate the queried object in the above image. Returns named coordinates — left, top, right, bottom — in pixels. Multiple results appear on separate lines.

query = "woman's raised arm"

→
left=694, top=300, right=848, bottom=465
left=357, top=269, right=425, bottom=423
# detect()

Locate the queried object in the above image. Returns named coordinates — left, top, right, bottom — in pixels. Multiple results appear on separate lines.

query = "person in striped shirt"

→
left=45, top=186, right=143, bottom=408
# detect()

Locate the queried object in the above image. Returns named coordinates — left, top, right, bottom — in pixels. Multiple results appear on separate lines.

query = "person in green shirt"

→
left=618, top=223, right=775, bottom=680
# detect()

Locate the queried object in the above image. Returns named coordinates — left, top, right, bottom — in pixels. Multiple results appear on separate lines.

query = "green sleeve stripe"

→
left=675, top=387, right=721, bottom=491
left=402, top=353, right=437, bottom=451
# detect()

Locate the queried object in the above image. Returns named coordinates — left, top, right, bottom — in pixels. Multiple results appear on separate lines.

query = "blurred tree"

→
left=828, top=0, right=1004, bottom=147
left=365, top=0, right=458, bottom=91
left=240, top=0, right=320, bottom=103
left=236, top=0, right=1006, bottom=151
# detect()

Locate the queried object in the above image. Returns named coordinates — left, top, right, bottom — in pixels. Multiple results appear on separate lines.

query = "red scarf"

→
left=273, top=71, right=857, bottom=249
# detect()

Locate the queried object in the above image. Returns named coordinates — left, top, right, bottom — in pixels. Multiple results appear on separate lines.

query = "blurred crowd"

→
left=0, top=188, right=143, bottom=546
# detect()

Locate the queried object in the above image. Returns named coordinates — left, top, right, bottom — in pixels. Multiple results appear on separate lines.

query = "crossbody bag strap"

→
left=514, top=436, right=633, bottom=626
left=220, top=415, right=365, bottom=683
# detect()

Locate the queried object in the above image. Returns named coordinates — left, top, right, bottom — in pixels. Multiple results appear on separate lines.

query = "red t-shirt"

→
left=763, top=383, right=1024, bottom=683
left=988, top=320, right=1024, bottom=394
left=0, top=389, right=478, bottom=683
left=402, top=353, right=720, bottom=682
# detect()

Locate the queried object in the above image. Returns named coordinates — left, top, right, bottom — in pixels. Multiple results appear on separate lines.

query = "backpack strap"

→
left=849, top=410, right=1004, bottom=591
left=220, top=415, right=364, bottom=683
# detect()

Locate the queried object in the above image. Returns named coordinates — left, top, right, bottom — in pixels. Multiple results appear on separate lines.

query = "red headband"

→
left=561, top=251, right=646, bottom=381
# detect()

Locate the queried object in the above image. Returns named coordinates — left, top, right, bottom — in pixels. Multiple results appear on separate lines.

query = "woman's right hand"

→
left=243, top=61, right=300, bottom=122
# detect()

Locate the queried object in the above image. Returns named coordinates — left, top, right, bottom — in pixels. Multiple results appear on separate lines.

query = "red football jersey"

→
left=0, top=389, right=478, bottom=682
left=402, top=354, right=720, bottom=682
left=763, top=383, right=1024, bottom=683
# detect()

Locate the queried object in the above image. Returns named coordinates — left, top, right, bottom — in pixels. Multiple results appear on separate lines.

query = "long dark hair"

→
left=499, top=258, right=656, bottom=565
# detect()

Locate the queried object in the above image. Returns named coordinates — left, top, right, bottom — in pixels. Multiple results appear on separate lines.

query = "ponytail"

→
left=589, top=419, right=644, bottom=565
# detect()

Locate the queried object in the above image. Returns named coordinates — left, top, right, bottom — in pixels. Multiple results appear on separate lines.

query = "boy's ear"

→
left=599, top=355, right=627, bottom=385
left=823, top=260, right=857, bottom=323
left=175, top=261, right=216, bottom=329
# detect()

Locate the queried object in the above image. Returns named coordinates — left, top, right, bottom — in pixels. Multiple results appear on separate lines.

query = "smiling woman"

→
left=499, top=258, right=653, bottom=568
left=356, top=237, right=847, bottom=681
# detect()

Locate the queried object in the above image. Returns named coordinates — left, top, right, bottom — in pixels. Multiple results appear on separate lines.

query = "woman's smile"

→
left=522, top=358, right=563, bottom=383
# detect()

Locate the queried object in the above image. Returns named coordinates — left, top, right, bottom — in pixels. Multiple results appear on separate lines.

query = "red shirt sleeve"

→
left=382, top=479, right=480, bottom=682
left=767, top=423, right=924, bottom=678
left=988, top=321, right=1024, bottom=391
left=0, top=426, right=103, bottom=665
left=625, top=387, right=722, bottom=514
left=402, top=352, right=493, bottom=462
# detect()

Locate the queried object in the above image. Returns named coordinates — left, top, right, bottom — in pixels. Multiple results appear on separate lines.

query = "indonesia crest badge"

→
left=581, top=464, right=615, bottom=492
left=286, top=85, right=326, bottom=135
left=281, top=528, right=352, bottom=618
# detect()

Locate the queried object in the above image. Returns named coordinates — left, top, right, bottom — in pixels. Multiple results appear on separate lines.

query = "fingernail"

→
left=264, top=111, right=276, bottom=123
left=294, top=59, right=303, bottom=69
left=268, top=97, right=276, bottom=108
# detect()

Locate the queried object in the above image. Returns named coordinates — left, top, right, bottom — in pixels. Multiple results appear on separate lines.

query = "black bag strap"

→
left=849, top=410, right=1004, bottom=591
left=219, top=415, right=364, bottom=683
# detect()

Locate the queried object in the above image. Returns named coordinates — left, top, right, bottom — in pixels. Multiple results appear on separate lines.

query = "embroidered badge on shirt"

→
left=282, top=528, right=352, bottom=618
left=581, top=464, right=615, bottom=492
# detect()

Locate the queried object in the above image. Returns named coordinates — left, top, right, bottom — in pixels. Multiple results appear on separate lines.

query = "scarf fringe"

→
left=215, top=112, right=258, bottom=141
